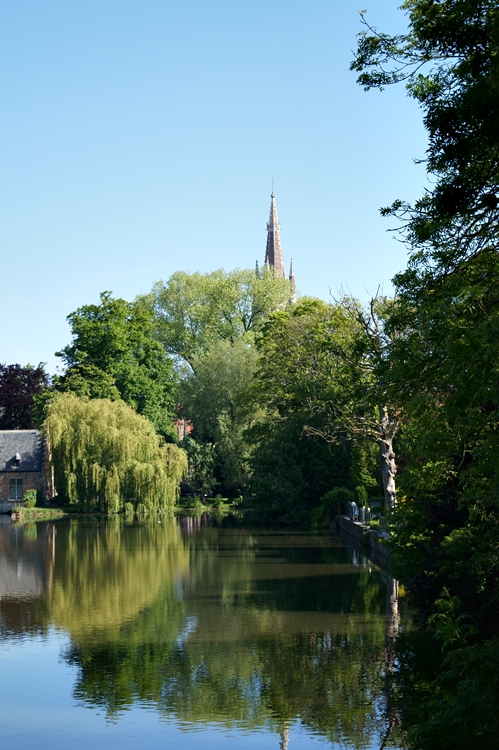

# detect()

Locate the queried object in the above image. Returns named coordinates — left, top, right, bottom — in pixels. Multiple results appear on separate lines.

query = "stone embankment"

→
left=339, top=515, right=390, bottom=563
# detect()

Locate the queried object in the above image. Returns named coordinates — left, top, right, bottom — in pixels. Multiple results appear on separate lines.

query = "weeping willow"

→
left=46, top=394, right=187, bottom=512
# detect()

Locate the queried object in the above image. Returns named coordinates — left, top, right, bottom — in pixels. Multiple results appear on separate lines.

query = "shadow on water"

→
left=0, top=514, right=410, bottom=748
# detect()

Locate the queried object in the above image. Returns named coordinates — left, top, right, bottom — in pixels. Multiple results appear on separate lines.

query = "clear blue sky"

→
left=1, top=0, right=428, bottom=374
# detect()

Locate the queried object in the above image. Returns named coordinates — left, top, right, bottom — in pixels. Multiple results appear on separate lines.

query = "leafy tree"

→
left=181, top=436, right=216, bottom=501
left=45, top=393, right=187, bottom=512
left=352, top=2, right=499, bottom=745
left=179, top=338, right=258, bottom=493
left=351, top=0, right=499, bottom=269
left=56, top=292, right=177, bottom=439
left=352, top=0, right=499, bottom=629
left=249, top=298, right=392, bottom=524
left=0, top=363, right=49, bottom=429
left=150, top=267, right=293, bottom=369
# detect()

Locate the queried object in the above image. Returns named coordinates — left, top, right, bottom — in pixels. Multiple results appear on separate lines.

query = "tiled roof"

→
left=0, top=431, right=43, bottom=472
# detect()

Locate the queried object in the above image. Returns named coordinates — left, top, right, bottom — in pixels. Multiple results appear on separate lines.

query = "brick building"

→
left=0, top=430, right=49, bottom=503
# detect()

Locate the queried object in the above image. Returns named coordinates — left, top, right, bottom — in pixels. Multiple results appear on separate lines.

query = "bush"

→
left=355, top=484, right=369, bottom=508
left=23, top=489, right=38, bottom=508
left=211, top=495, right=227, bottom=508
left=311, top=487, right=355, bottom=530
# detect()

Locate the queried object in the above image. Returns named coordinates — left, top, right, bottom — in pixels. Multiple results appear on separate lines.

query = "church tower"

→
left=264, top=191, right=286, bottom=278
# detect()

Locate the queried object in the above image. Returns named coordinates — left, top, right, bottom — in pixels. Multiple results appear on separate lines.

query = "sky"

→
left=1, top=0, right=429, bottom=374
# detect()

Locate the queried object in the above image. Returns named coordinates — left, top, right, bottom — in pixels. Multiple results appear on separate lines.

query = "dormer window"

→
left=13, top=453, right=21, bottom=467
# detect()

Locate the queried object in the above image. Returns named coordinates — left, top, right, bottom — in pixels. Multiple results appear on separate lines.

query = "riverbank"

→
left=11, top=506, right=66, bottom=522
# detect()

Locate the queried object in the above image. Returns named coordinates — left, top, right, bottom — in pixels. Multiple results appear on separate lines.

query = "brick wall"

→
left=0, top=472, right=45, bottom=502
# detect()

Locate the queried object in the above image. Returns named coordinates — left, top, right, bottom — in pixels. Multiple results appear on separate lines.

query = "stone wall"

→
left=339, top=515, right=390, bottom=563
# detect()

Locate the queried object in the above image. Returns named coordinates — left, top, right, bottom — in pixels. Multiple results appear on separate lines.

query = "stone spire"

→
left=264, top=191, right=286, bottom=278
left=289, top=258, right=296, bottom=289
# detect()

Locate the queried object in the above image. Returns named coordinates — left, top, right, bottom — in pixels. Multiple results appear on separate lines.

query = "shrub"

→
left=311, top=487, right=355, bottom=529
left=355, top=484, right=369, bottom=508
left=23, top=489, right=38, bottom=508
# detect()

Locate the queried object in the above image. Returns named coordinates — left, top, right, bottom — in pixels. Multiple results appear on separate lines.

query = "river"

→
left=0, top=514, right=408, bottom=749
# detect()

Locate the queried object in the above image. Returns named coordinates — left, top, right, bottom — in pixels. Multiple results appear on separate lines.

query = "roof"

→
left=0, top=431, right=43, bottom=472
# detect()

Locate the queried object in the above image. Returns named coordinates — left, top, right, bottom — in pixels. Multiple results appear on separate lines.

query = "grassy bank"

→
left=12, top=506, right=66, bottom=522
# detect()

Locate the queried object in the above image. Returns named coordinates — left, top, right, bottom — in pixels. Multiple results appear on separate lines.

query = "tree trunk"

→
left=377, top=406, right=397, bottom=512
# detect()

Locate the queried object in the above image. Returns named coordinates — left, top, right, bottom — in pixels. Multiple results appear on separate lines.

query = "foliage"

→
left=311, top=487, right=355, bottom=530
left=45, top=393, right=187, bottom=512
left=55, top=292, right=177, bottom=440
left=355, top=484, right=369, bottom=508
left=181, top=436, right=216, bottom=501
left=247, top=298, right=390, bottom=524
left=352, top=2, right=499, bottom=745
left=23, top=489, right=38, bottom=508
left=249, top=416, right=351, bottom=527
left=351, top=0, right=499, bottom=268
left=179, top=338, right=258, bottom=493
left=351, top=0, right=499, bottom=636
left=0, top=363, right=49, bottom=429
left=150, top=267, right=293, bottom=369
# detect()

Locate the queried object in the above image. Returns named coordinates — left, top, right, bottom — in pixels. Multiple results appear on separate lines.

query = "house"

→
left=0, top=430, right=49, bottom=506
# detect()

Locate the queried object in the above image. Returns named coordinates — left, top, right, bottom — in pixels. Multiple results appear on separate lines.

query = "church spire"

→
left=264, top=191, right=286, bottom=278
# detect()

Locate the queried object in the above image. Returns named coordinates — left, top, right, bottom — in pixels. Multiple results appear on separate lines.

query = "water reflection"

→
left=0, top=516, right=406, bottom=748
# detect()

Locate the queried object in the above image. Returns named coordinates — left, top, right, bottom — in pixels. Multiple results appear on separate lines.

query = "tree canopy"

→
left=247, top=298, right=384, bottom=524
left=353, top=2, right=499, bottom=746
left=150, top=267, right=293, bottom=368
left=0, top=363, right=49, bottom=429
left=351, top=0, right=499, bottom=274
left=46, top=393, right=187, bottom=513
left=56, top=292, right=177, bottom=439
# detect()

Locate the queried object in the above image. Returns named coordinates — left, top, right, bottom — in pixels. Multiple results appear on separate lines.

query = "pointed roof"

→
left=264, top=191, right=286, bottom=278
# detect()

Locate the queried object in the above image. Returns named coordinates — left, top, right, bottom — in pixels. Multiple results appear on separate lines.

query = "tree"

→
left=181, top=436, right=217, bottom=501
left=149, top=267, right=292, bottom=494
left=45, top=393, right=187, bottom=513
left=179, top=338, right=258, bottom=493
left=0, top=363, right=49, bottom=429
left=150, top=267, right=293, bottom=369
left=250, top=298, right=395, bottom=516
left=247, top=299, right=392, bottom=524
left=56, top=292, right=177, bottom=440
left=351, top=0, right=499, bottom=272
left=353, top=3, right=499, bottom=745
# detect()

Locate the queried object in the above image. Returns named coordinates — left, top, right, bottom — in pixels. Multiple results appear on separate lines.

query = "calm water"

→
left=0, top=515, right=407, bottom=749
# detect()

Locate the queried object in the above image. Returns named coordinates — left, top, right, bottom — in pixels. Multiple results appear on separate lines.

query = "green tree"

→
left=353, top=3, right=499, bottom=746
left=181, top=436, right=216, bottom=501
left=179, top=338, right=258, bottom=493
left=352, top=0, right=499, bottom=630
left=351, top=0, right=499, bottom=268
left=249, top=298, right=393, bottom=522
left=56, top=292, right=177, bottom=440
left=46, top=393, right=187, bottom=512
left=150, top=267, right=293, bottom=369
left=248, top=299, right=390, bottom=525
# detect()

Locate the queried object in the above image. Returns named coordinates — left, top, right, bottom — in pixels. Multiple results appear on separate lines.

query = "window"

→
left=10, top=478, right=23, bottom=500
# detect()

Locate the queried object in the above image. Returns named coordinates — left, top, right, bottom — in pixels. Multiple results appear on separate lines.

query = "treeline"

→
left=0, top=272, right=389, bottom=521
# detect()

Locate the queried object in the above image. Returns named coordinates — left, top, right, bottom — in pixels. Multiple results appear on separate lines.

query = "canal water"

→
left=0, top=515, right=407, bottom=749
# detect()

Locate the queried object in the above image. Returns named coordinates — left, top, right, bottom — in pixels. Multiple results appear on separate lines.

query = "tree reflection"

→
left=0, top=517, right=406, bottom=747
left=46, top=520, right=404, bottom=747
